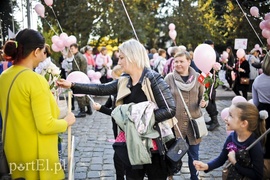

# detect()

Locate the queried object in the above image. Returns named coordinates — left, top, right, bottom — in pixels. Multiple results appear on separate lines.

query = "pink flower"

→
left=212, top=62, right=221, bottom=71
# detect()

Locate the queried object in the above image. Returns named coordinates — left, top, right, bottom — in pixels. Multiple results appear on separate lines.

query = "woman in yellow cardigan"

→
left=0, top=29, right=76, bottom=180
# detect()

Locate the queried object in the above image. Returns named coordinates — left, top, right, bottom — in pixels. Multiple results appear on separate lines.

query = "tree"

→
left=0, top=0, right=18, bottom=45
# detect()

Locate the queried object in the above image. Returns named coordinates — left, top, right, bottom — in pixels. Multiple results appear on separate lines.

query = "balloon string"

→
left=50, top=6, right=63, bottom=33
left=44, top=17, right=58, bottom=35
left=235, top=0, right=264, bottom=47
left=173, top=40, right=177, bottom=46
left=120, top=0, right=139, bottom=41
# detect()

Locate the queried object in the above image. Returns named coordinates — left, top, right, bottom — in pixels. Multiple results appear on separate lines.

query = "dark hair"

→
left=3, top=29, right=45, bottom=64
left=70, top=43, right=79, bottom=49
left=204, top=40, right=214, bottom=45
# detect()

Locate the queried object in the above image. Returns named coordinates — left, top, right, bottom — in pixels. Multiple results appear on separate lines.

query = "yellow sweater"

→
left=0, top=65, right=67, bottom=180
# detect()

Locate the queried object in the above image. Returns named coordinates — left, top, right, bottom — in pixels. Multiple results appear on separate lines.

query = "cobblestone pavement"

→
left=61, top=87, right=251, bottom=180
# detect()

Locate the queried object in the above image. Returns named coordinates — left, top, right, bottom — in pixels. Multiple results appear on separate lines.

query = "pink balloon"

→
left=87, top=70, right=95, bottom=79
left=193, top=44, right=216, bottom=73
left=69, top=35, right=77, bottom=44
left=44, top=0, right=53, bottom=6
left=262, top=29, right=270, bottom=39
left=254, top=44, right=260, bottom=49
left=169, top=30, right=177, bottom=40
left=236, top=48, right=245, bottom=59
left=232, top=96, right=247, bottom=105
left=259, top=21, right=266, bottom=30
left=167, top=47, right=173, bottom=56
left=265, top=13, right=270, bottom=20
left=221, top=107, right=229, bottom=120
left=34, top=4, right=45, bottom=18
left=267, top=38, right=270, bottom=46
left=55, top=40, right=65, bottom=49
left=168, top=23, right=176, bottom=30
left=51, top=35, right=60, bottom=44
left=250, top=6, right=259, bottom=17
left=221, top=51, right=229, bottom=60
left=60, top=33, right=68, bottom=41
left=67, top=71, right=91, bottom=96
left=264, top=19, right=270, bottom=29
left=51, top=43, right=60, bottom=52
left=93, top=72, right=102, bottom=79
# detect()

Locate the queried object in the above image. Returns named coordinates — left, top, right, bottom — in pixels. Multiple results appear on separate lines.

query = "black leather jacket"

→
left=71, top=68, right=176, bottom=122
left=71, top=68, right=176, bottom=155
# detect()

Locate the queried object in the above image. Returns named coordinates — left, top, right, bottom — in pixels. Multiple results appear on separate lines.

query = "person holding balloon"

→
left=202, top=40, right=220, bottom=131
left=225, top=46, right=235, bottom=91
left=232, top=49, right=250, bottom=100
left=0, top=28, right=76, bottom=179
left=58, top=38, right=176, bottom=180
left=194, top=102, right=266, bottom=179
left=70, top=43, right=93, bottom=117
left=164, top=51, right=207, bottom=180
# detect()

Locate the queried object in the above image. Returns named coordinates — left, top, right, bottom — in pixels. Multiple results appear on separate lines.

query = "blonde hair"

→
left=118, top=39, right=150, bottom=69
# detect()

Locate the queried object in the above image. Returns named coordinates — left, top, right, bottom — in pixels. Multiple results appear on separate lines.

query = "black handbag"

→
left=0, top=69, right=28, bottom=180
left=165, top=120, right=188, bottom=175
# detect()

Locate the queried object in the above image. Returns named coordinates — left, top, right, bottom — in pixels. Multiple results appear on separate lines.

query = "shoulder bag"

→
left=176, top=87, right=208, bottom=139
left=0, top=69, right=28, bottom=179
left=165, top=118, right=189, bottom=175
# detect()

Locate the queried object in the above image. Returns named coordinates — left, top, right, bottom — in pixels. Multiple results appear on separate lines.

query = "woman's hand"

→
left=57, top=79, right=72, bottom=89
left=228, top=151, right=237, bottom=165
left=64, top=112, right=76, bottom=126
left=92, top=102, right=101, bottom=111
left=193, top=160, right=208, bottom=171
left=200, top=99, right=208, bottom=108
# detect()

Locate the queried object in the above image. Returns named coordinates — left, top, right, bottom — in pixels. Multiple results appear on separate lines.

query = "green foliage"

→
left=2, top=0, right=270, bottom=53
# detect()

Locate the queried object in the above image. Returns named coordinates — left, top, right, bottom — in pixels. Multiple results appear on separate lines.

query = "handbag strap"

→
left=175, top=84, right=193, bottom=120
left=1, top=69, right=28, bottom=152
left=173, top=78, right=198, bottom=136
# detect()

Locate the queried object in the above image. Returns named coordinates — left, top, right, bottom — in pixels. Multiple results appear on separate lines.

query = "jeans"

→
left=186, top=138, right=200, bottom=180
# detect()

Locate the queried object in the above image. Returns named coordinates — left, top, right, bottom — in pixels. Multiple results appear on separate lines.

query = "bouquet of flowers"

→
left=199, top=62, right=223, bottom=101
left=35, top=58, right=61, bottom=95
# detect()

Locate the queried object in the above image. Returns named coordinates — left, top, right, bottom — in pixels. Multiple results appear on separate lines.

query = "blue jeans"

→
left=186, top=138, right=200, bottom=180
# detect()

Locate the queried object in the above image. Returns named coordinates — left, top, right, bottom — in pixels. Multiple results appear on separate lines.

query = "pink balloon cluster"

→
left=168, top=23, right=177, bottom=41
left=193, top=44, right=216, bottom=73
left=51, top=33, right=77, bottom=52
left=259, top=13, right=270, bottom=45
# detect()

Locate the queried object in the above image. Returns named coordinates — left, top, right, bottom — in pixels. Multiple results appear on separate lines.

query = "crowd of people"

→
left=0, top=28, right=269, bottom=180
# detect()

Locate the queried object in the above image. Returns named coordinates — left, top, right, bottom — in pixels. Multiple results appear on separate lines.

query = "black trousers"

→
left=125, top=153, right=168, bottom=180
left=206, top=89, right=218, bottom=117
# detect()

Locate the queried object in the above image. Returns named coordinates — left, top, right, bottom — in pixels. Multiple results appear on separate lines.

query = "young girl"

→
left=193, top=102, right=266, bottom=179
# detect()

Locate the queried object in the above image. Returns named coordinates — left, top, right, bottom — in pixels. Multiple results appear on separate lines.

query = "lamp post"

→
left=26, top=0, right=31, bottom=28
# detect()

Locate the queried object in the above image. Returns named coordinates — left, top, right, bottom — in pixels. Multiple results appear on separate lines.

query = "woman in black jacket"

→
left=232, top=56, right=250, bottom=100
left=58, top=39, right=176, bottom=180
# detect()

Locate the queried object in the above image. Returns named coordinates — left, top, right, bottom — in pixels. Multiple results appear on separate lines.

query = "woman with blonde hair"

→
left=58, top=39, right=176, bottom=179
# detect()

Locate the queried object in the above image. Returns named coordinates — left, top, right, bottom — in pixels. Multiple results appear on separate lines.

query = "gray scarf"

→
left=173, top=67, right=198, bottom=91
